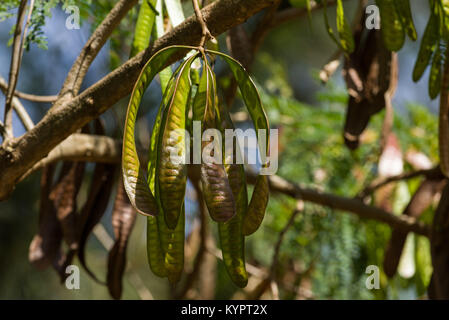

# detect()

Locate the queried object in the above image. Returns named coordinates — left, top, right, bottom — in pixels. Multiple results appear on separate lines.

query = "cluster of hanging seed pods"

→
left=121, top=45, right=270, bottom=287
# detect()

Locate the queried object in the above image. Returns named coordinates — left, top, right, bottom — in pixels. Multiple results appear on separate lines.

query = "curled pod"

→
left=429, top=46, right=443, bottom=100
left=394, top=0, right=417, bottom=41
left=242, top=175, right=269, bottom=236
left=412, top=12, right=439, bottom=82
left=122, top=46, right=190, bottom=217
left=157, top=55, right=197, bottom=229
left=218, top=104, right=248, bottom=288
left=376, top=0, right=405, bottom=51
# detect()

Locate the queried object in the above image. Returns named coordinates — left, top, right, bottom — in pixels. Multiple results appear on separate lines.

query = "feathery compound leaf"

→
left=336, top=0, right=355, bottom=53
left=395, top=0, right=417, bottom=41
left=157, top=55, right=197, bottom=229
left=376, top=0, right=405, bottom=51
left=413, top=11, right=439, bottom=82
left=130, top=0, right=158, bottom=57
left=218, top=103, right=248, bottom=288
left=122, top=45, right=191, bottom=217
left=429, top=45, right=443, bottom=100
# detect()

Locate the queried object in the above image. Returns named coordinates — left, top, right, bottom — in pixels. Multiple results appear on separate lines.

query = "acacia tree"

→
left=1, top=0, right=449, bottom=299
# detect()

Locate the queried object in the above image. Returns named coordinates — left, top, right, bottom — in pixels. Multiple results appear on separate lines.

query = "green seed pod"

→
left=218, top=103, right=248, bottom=288
left=146, top=216, right=167, bottom=277
left=130, top=0, right=157, bottom=57
left=376, top=0, right=405, bottom=51
left=394, top=0, right=417, bottom=41
left=413, top=12, right=439, bottom=82
left=200, top=65, right=237, bottom=223
left=242, top=175, right=269, bottom=236
left=158, top=56, right=197, bottom=229
left=429, top=46, right=443, bottom=100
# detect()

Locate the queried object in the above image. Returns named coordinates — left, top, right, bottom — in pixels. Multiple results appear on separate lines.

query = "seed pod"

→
left=107, top=178, right=137, bottom=300
left=200, top=65, right=236, bottom=223
left=207, top=51, right=270, bottom=234
left=146, top=216, right=167, bottom=277
left=156, top=196, right=185, bottom=284
left=384, top=178, right=446, bottom=278
left=218, top=104, right=248, bottom=288
left=77, top=163, right=116, bottom=283
left=413, top=12, right=439, bottom=82
left=55, top=162, right=85, bottom=251
left=376, top=0, right=405, bottom=51
left=395, top=0, right=417, bottom=41
left=157, top=55, right=196, bottom=229
left=29, top=164, right=63, bottom=270
left=429, top=46, right=443, bottom=100
left=123, top=45, right=190, bottom=217
left=243, top=175, right=269, bottom=236
left=130, top=0, right=157, bottom=57
left=336, top=0, right=354, bottom=53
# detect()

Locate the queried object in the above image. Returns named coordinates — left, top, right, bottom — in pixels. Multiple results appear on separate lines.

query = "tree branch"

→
left=247, top=173, right=430, bottom=237
left=0, top=0, right=277, bottom=200
left=3, top=0, right=28, bottom=140
left=56, top=0, right=138, bottom=104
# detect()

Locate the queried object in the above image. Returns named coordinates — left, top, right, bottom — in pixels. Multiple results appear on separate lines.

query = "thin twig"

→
left=192, top=0, right=212, bottom=47
left=358, top=166, right=442, bottom=199
left=3, top=0, right=28, bottom=140
left=0, top=76, right=56, bottom=102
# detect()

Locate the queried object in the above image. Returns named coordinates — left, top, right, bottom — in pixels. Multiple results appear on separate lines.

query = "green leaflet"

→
left=122, top=45, right=190, bottom=217
left=376, top=0, right=405, bottom=51
left=130, top=0, right=158, bottom=57
left=217, top=98, right=248, bottom=288
left=394, top=0, right=417, bottom=41
left=336, top=0, right=354, bottom=53
left=429, top=45, right=443, bottom=100
left=157, top=54, right=197, bottom=229
left=413, top=11, right=439, bottom=82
